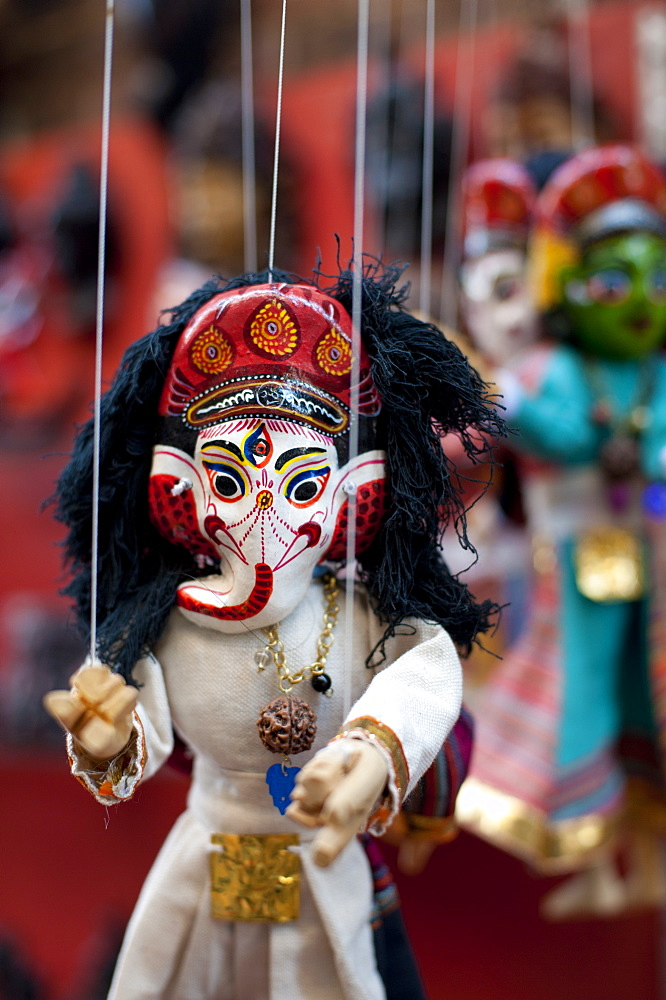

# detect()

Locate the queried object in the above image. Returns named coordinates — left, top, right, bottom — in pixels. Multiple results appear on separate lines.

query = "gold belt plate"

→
left=209, top=833, right=300, bottom=923
left=574, top=528, right=645, bottom=603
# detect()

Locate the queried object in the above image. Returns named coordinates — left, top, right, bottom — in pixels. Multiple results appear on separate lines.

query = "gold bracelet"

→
left=334, top=716, right=409, bottom=800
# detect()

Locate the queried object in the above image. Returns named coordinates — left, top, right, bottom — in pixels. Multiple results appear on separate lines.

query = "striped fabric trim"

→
left=404, top=705, right=474, bottom=819
left=336, top=717, right=409, bottom=801
left=467, top=558, right=629, bottom=826
left=550, top=751, right=624, bottom=819
left=360, top=834, right=401, bottom=929
left=469, top=568, right=562, bottom=813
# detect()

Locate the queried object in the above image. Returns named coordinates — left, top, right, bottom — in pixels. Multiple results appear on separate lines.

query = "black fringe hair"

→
left=55, top=263, right=504, bottom=682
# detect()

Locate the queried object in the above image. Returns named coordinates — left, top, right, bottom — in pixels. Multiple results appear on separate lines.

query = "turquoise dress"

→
left=458, top=343, right=666, bottom=871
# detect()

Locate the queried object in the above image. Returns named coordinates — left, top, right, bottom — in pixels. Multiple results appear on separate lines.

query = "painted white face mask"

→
left=149, top=418, right=384, bottom=631
left=147, top=283, right=386, bottom=631
left=460, top=248, right=538, bottom=366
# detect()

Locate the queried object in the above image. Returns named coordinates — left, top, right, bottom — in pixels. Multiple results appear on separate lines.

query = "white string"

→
left=566, top=0, right=595, bottom=150
left=419, top=0, right=436, bottom=317
left=267, top=0, right=287, bottom=280
left=90, top=0, right=115, bottom=664
left=344, top=0, right=370, bottom=722
left=367, top=0, right=393, bottom=254
left=439, top=0, right=478, bottom=329
left=240, top=0, right=258, bottom=273
left=375, top=1, right=413, bottom=256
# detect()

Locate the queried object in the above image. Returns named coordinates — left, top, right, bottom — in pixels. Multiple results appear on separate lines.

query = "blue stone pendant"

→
left=266, top=761, right=300, bottom=815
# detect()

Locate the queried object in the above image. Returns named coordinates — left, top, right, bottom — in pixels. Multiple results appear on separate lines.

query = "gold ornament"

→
left=574, top=527, right=645, bottom=603
left=210, top=833, right=300, bottom=922
left=457, top=777, right=618, bottom=874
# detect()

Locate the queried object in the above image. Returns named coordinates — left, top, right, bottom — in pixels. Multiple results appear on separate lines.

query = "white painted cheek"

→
left=463, top=297, right=497, bottom=355
left=496, top=293, right=538, bottom=348
left=184, top=457, right=260, bottom=567
left=464, top=295, right=535, bottom=365
left=275, top=490, right=335, bottom=560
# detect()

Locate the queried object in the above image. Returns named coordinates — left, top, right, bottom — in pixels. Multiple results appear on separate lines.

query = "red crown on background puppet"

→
left=461, top=158, right=537, bottom=259
left=537, top=145, right=666, bottom=246
left=159, top=283, right=381, bottom=434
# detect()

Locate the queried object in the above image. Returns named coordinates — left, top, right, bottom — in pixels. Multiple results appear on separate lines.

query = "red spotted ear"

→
left=148, top=474, right=218, bottom=563
left=325, top=479, right=387, bottom=561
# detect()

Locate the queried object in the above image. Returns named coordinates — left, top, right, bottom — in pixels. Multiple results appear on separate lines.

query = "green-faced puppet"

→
left=535, top=146, right=666, bottom=359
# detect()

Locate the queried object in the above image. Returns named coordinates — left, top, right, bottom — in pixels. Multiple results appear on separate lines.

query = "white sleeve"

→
left=335, top=617, right=462, bottom=833
left=66, top=653, right=175, bottom=806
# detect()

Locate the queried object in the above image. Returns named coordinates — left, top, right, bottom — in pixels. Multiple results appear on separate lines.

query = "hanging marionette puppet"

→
left=448, top=159, right=538, bottom=675
left=44, top=264, right=501, bottom=1000
left=457, top=145, right=666, bottom=918
left=459, top=158, right=538, bottom=369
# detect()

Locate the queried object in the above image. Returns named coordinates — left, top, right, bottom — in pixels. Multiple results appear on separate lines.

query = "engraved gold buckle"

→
left=209, top=833, right=300, bottom=922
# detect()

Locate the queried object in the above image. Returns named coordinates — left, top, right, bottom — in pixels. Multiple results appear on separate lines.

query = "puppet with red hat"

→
left=459, top=157, right=539, bottom=368
left=449, top=159, right=538, bottom=676
left=458, top=145, right=666, bottom=917
left=44, top=264, right=501, bottom=999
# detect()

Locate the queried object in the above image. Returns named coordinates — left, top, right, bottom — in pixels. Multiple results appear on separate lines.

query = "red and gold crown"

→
left=537, top=145, right=666, bottom=245
left=159, top=282, right=381, bottom=435
left=462, top=159, right=536, bottom=259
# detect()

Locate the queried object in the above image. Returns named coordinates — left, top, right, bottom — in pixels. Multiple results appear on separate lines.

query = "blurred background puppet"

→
left=458, top=144, right=666, bottom=920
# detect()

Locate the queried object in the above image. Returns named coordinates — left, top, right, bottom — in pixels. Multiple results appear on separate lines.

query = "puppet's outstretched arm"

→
left=44, top=664, right=137, bottom=761
left=289, top=615, right=463, bottom=868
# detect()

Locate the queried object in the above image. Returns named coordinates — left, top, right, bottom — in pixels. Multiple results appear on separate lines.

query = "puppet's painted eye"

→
left=214, top=474, right=243, bottom=498
left=585, top=269, right=632, bottom=306
left=493, top=274, right=521, bottom=302
left=284, top=467, right=330, bottom=508
left=648, top=267, right=666, bottom=304
left=203, top=461, right=248, bottom=502
left=293, top=481, right=318, bottom=502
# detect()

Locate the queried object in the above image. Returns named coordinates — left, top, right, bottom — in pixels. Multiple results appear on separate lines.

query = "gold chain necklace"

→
left=256, top=571, right=339, bottom=694
left=256, top=573, right=340, bottom=759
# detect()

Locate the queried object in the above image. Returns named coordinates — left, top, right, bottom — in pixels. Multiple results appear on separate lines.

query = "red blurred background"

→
left=0, top=1, right=662, bottom=997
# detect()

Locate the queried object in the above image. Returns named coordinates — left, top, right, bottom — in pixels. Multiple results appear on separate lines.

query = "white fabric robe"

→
left=69, top=580, right=462, bottom=1000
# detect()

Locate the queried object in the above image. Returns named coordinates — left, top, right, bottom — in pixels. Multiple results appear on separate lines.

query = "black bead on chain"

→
left=311, top=672, right=332, bottom=693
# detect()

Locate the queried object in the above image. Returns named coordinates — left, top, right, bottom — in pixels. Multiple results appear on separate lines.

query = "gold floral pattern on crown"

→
left=190, top=325, right=234, bottom=374
left=249, top=299, right=299, bottom=356
left=315, top=327, right=352, bottom=376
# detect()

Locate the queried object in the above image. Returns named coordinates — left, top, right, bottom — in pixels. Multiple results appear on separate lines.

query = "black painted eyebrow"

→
left=275, top=447, right=327, bottom=471
left=201, top=440, right=244, bottom=462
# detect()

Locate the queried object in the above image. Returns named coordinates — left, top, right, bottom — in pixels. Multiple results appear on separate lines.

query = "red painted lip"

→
left=176, top=562, right=274, bottom=620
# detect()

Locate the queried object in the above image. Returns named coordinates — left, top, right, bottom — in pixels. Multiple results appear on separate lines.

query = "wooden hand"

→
left=43, top=664, right=137, bottom=762
left=287, top=739, right=388, bottom=867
